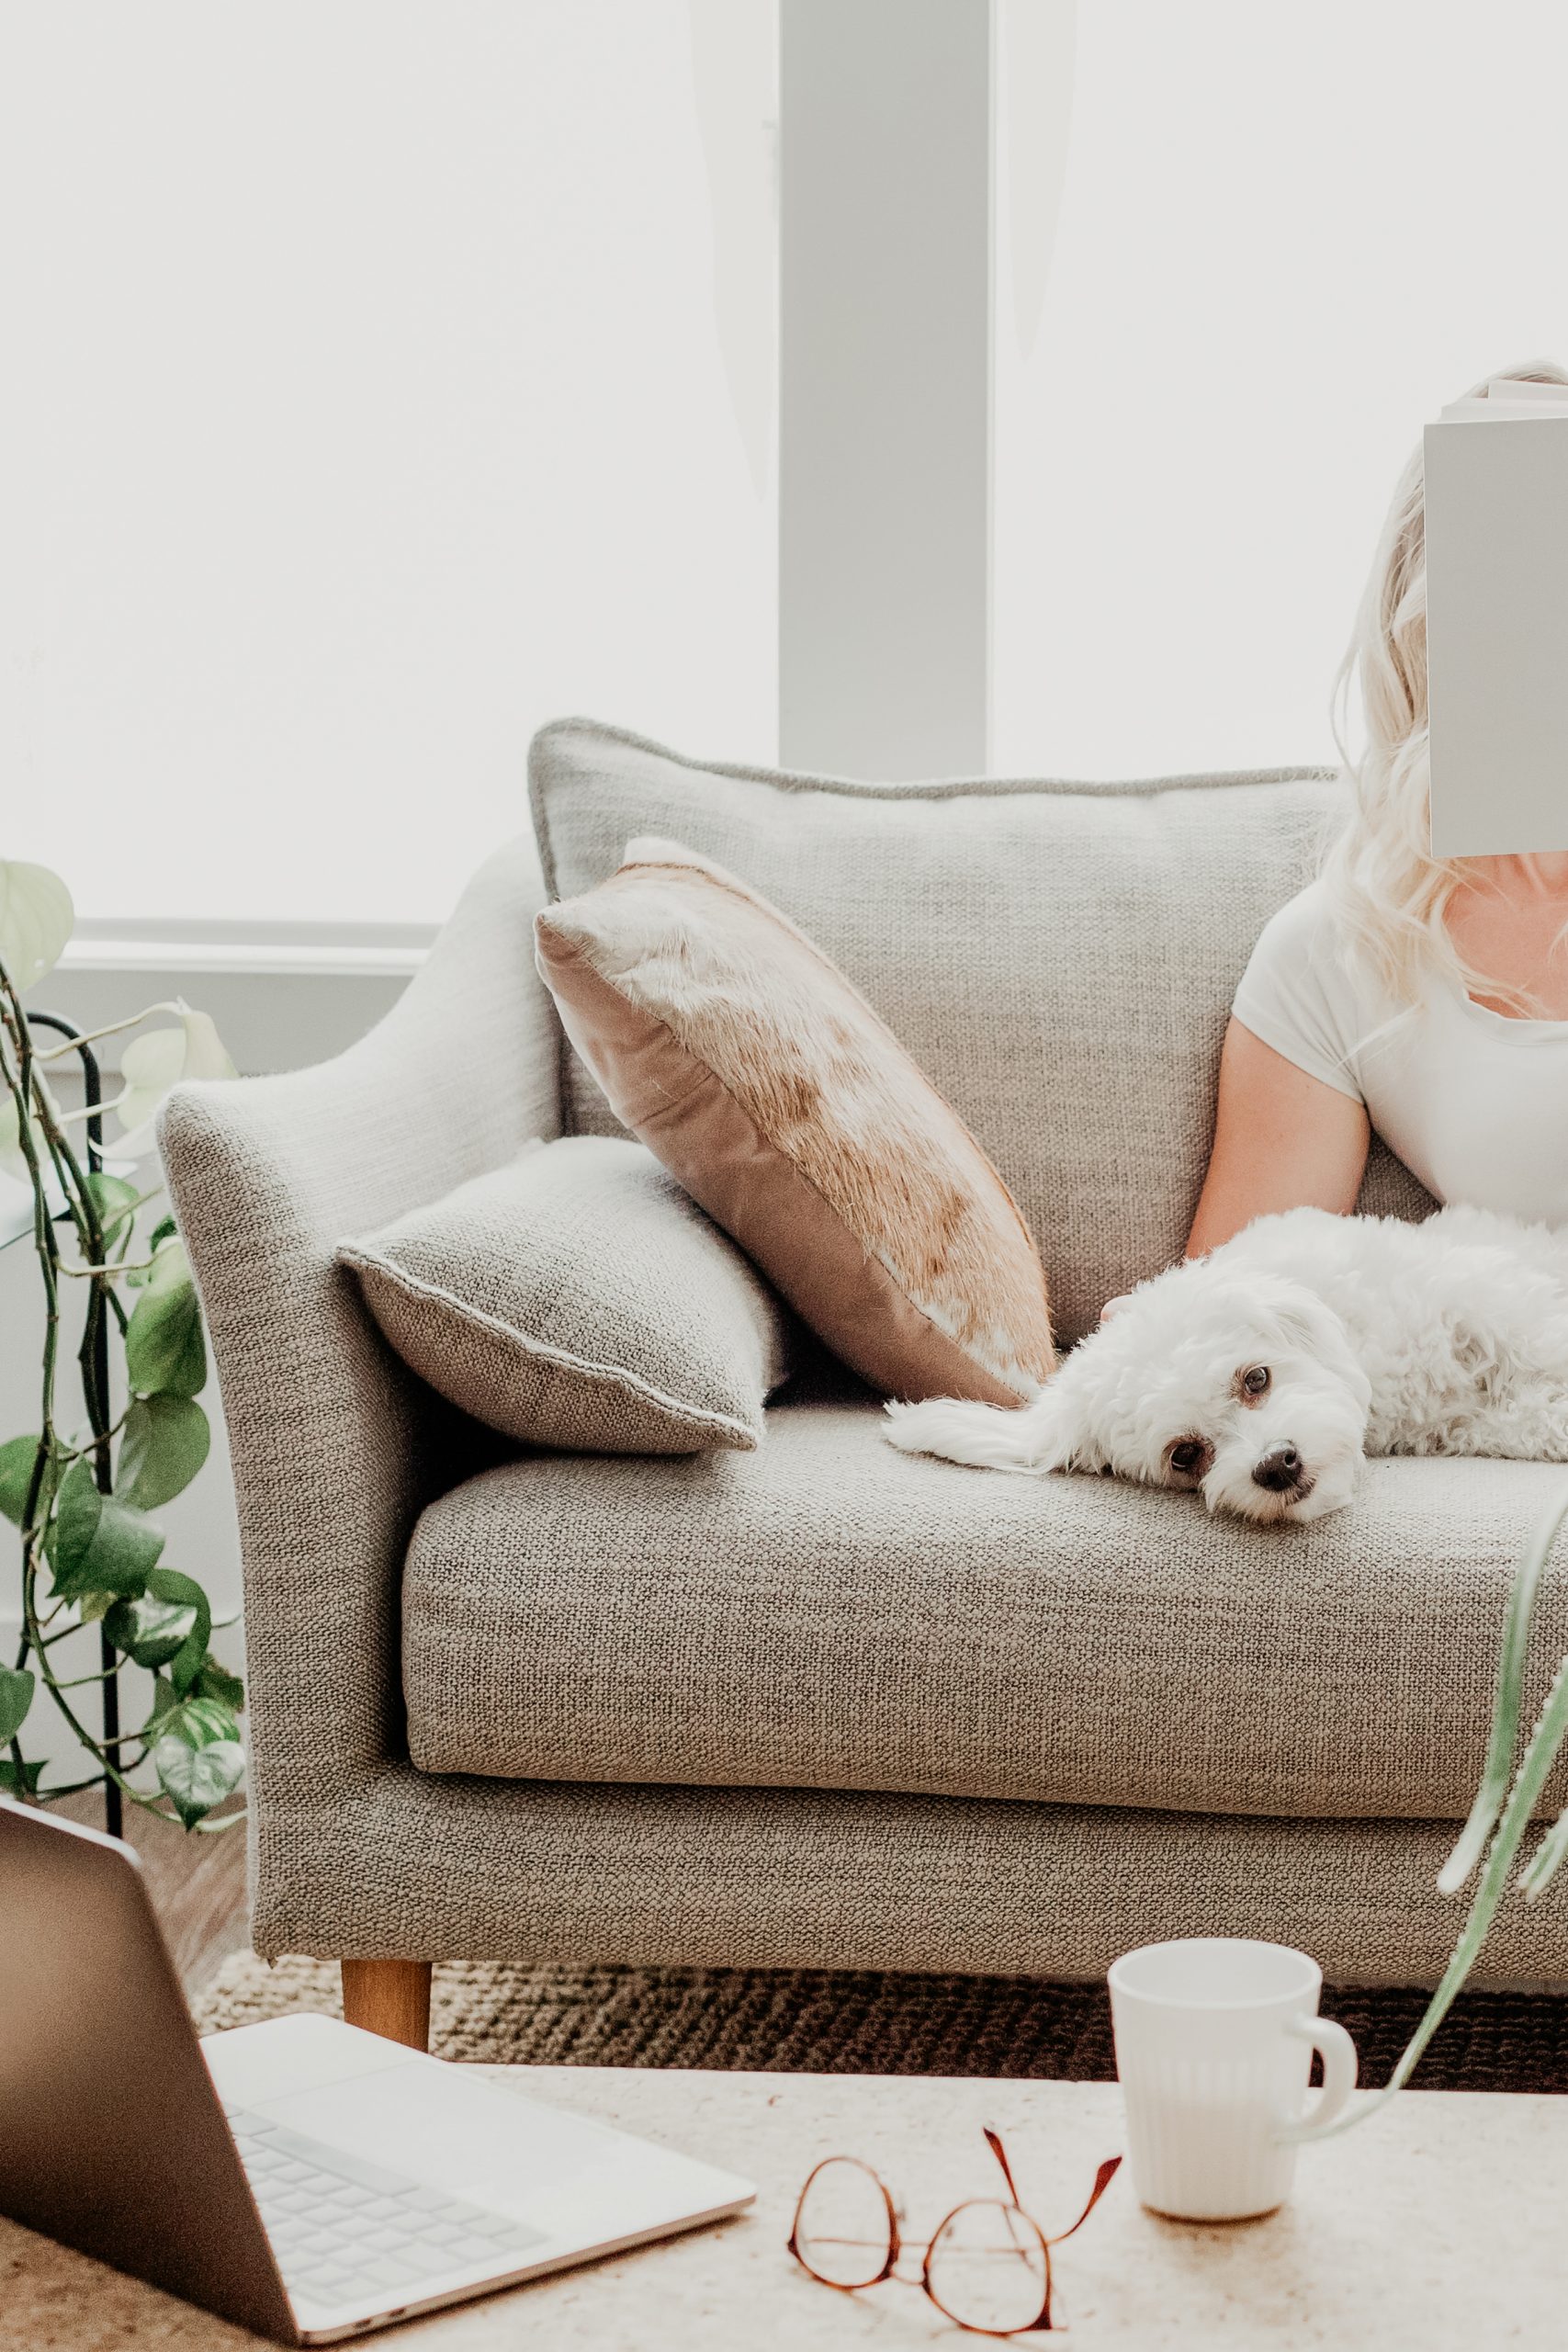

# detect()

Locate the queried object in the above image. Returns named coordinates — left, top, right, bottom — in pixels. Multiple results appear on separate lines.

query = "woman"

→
left=1188, top=359, right=1568, bottom=1259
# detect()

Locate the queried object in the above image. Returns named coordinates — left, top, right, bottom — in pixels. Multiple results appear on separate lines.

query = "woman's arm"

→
left=1186, top=1018, right=1371, bottom=1258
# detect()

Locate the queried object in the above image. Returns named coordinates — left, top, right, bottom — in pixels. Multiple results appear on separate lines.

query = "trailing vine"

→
left=0, top=859, right=243, bottom=1830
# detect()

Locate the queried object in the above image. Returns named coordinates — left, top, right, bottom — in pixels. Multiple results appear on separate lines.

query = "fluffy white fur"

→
left=886, top=1206, right=1568, bottom=1523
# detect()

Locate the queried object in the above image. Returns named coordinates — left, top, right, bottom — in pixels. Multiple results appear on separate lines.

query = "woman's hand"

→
left=1186, top=1018, right=1371, bottom=1258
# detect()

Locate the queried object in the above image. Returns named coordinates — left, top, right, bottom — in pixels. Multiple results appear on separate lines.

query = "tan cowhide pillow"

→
left=534, top=839, right=1055, bottom=1406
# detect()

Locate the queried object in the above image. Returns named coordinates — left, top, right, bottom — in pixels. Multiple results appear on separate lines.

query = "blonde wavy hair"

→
left=1323, top=357, right=1568, bottom=1011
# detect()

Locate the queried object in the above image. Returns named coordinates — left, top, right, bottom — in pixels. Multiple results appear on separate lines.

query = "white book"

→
left=1424, top=385, right=1568, bottom=855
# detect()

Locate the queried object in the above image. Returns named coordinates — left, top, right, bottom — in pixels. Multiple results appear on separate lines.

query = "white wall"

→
left=992, top=0, right=1568, bottom=780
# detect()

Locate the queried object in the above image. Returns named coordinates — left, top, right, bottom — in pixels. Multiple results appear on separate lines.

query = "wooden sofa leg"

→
left=341, top=1959, right=433, bottom=2052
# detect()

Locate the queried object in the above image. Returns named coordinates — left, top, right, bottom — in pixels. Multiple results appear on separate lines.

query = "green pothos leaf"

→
left=103, top=1594, right=198, bottom=1671
left=0, top=1432, right=62, bottom=1533
left=0, top=1434, right=43, bottom=1528
left=153, top=1734, right=244, bottom=1828
left=125, top=1241, right=206, bottom=1396
left=152, top=1686, right=240, bottom=1749
left=0, top=860, right=73, bottom=989
left=0, top=1665, right=34, bottom=1744
left=46, top=1459, right=164, bottom=1601
left=118, top=1396, right=209, bottom=1511
left=84, top=1171, right=142, bottom=1252
left=141, top=1566, right=211, bottom=1695
left=125, top=1212, right=178, bottom=1289
left=191, top=1657, right=244, bottom=1713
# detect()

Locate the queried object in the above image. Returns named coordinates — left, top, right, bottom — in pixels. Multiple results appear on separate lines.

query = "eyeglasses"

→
left=787, top=2128, right=1121, bottom=2337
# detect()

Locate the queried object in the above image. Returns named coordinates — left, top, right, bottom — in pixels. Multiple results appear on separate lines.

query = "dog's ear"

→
left=1097, top=1293, right=1133, bottom=1327
left=1253, top=1279, right=1372, bottom=1411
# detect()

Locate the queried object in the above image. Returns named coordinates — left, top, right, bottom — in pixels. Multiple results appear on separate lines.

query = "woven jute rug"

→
left=192, top=1953, right=1568, bottom=2094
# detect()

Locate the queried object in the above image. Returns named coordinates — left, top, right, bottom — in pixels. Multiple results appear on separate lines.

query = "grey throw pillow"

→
left=339, top=1137, right=791, bottom=1453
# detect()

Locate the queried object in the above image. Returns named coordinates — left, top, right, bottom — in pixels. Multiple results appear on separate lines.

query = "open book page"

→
left=1439, top=379, right=1568, bottom=422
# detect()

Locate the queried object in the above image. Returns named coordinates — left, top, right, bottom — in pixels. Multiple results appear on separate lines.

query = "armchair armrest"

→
left=158, top=834, right=560, bottom=1859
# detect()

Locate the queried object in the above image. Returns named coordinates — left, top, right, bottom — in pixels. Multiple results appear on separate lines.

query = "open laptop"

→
left=0, top=1800, right=754, bottom=2342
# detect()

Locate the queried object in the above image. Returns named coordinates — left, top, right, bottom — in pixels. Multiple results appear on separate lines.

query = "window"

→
left=993, top=0, right=1568, bottom=778
left=0, top=3, right=777, bottom=922
left=11, top=2, right=1564, bottom=923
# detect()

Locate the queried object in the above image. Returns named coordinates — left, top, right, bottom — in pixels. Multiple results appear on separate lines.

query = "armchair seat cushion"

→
left=402, top=1396, right=1568, bottom=1822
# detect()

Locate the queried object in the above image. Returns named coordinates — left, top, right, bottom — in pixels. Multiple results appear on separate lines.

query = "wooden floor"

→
left=53, top=1790, right=252, bottom=1996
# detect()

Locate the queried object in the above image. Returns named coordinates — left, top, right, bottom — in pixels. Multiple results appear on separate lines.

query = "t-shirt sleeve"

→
left=1230, top=882, right=1366, bottom=1102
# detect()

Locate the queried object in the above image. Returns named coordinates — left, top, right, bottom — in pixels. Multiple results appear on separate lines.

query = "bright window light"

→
left=0, top=4, right=777, bottom=923
left=993, top=0, right=1568, bottom=780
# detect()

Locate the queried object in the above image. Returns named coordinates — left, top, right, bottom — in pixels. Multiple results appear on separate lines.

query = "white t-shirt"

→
left=1232, top=879, right=1568, bottom=1227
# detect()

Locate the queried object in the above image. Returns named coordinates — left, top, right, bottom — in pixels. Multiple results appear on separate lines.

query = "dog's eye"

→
left=1168, top=1439, right=1207, bottom=1476
left=1242, top=1365, right=1270, bottom=1397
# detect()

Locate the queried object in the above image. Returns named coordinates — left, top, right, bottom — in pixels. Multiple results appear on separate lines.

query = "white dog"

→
left=886, top=1205, right=1568, bottom=1523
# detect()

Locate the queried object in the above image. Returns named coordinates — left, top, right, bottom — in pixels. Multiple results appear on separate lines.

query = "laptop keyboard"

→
left=228, top=2109, right=547, bottom=2311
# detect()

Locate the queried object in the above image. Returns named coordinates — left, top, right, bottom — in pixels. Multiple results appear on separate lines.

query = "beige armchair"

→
left=159, top=720, right=1568, bottom=2047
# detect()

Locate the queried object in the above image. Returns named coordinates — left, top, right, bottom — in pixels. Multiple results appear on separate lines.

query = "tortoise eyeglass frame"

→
left=786, top=2126, right=1122, bottom=2337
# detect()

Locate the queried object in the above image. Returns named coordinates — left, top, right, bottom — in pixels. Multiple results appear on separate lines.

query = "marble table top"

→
left=2, top=2064, right=1562, bottom=2348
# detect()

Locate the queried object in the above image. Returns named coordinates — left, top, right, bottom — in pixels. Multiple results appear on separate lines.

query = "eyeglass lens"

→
left=926, top=2198, right=1051, bottom=2335
left=792, top=2157, right=893, bottom=2289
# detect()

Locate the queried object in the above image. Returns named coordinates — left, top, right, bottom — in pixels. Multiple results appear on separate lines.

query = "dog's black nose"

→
left=1252, top=1443, right=1303, bottom=1492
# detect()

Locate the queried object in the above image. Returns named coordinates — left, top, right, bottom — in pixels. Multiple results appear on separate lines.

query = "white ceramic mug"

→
left=1108, top=1938, right=1358, bottom=2220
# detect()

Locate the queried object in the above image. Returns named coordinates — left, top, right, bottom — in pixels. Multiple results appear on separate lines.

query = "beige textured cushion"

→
left=404, top=1398, right=1568, bottom=1823
left=534, top=838, right=1055, bottom=1408
left=531, top=719, right=1437, bottom=1345
left=340, top=1136, right=790, bottom=1454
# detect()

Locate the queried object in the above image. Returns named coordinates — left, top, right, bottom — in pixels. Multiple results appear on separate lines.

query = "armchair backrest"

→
left=531, top=718, right=1432, bottom=1344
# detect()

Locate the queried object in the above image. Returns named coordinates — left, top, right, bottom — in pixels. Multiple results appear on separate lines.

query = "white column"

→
left=779, top=0, right=993, bottom=780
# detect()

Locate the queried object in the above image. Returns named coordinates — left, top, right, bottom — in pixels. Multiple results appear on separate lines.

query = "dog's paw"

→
left=883, top=1392, right=1057, bottom=1473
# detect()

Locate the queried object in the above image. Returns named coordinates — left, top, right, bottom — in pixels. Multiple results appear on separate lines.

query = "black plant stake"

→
left=24, top=1012, right=120, bottom=1839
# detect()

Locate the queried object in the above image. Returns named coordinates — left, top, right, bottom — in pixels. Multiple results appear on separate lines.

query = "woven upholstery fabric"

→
left=531, top=719, right=1436, bottom=1344
left=340, top=1136, right=790, bottom=1454
left=404, top=1396, right=1568, bottom=1822
left=231, top=1766, right=1568, bottom=1991
left=158, top=832, right=563, bottom=1915
left=535, top=839, right=1055, bottom=1405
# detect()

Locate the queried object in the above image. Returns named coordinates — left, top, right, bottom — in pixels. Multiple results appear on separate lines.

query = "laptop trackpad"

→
left=254, top=2069, right=626, bottom=2216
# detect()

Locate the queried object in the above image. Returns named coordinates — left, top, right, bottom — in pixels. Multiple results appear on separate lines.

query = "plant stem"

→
left=50, top=1089, right=132, bottom=1126
left=0, top=970, right=124, bottom=1815
left=28, top=1018, right=127, bottom=1841
left=31, top=1002, right=182, bottom=1059
left=0, top=977, right=63, bottom=1732
left=31, top=1771, right=120, bottom=1801
left=57, top=1251, right=162, bottom=1279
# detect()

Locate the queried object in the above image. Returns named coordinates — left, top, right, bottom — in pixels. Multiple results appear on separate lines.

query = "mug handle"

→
left=1275, top=2014, right=1359, bottom=2143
